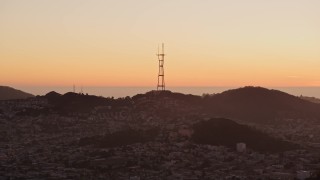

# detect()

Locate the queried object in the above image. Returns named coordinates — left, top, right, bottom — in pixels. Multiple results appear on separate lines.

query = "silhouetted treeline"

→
left=132, top=90, right=201, bottom=104
left=45, top=92, right=133, bottom=114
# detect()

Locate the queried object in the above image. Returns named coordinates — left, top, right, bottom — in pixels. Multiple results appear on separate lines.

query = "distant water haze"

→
left=13, top=86, right=320, bottom=99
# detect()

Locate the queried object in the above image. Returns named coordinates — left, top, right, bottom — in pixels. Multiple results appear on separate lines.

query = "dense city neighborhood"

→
left=1, top=87, right=320, bottom=179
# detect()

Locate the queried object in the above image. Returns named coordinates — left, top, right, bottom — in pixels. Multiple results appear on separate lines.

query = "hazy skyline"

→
left=1, top=0, right=320, bottom=87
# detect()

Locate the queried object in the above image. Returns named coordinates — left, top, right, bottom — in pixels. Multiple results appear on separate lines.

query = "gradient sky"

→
left=1, top=0, right=320, bottom=87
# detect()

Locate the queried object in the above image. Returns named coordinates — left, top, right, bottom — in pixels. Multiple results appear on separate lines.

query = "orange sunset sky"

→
left=1, top=0, right=320, bottom=87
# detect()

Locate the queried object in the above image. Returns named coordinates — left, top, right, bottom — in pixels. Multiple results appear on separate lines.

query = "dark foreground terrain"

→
left=1, top=86, right=320, bottom=179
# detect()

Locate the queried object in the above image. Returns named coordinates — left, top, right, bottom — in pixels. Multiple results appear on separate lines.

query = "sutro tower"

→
left=157, top=43, right=165, bottom=91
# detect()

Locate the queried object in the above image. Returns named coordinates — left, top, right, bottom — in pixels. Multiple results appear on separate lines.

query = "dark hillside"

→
left=132, top=90, right=201, bottom=104
left=202, top=87, right=320, bottom=123
left=192, top=118, right=299, bottom=153
left=44, top=92, right=132, bottom=114
left=0, top=86, right=34, bottom=100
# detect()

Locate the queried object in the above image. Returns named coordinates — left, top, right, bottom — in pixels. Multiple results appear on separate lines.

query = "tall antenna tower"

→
left=157, top=43, right=165, bottom=91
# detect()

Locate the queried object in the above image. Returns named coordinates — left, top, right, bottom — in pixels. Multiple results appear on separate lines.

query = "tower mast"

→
left=157, top=43, right=165, bottom=91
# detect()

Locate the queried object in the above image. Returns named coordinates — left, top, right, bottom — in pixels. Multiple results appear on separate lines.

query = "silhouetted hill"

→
left=134, top=87, right=320, bottom=124
left=0, top=86, right=34, bottom=100
left=132, top=90, right=201, bottom=104
left=192, top=118, right=299, bottom=153
left=44, top=92, right=132, bottom=114
left=202, top=86, right=320, bottom=124
left=44, top=91, right=61, bottom=99
left=46, top=92, right=109, bottom=113
left=41, top=87, right=320, bottom=124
